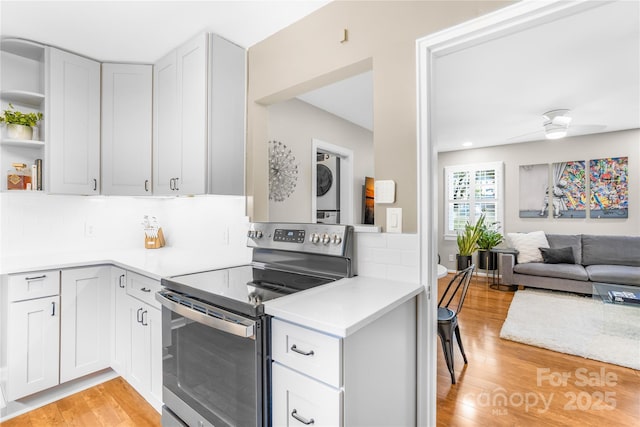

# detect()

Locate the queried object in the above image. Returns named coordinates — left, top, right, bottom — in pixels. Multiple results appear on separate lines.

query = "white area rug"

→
left=500, top=289, right=640, bottom=370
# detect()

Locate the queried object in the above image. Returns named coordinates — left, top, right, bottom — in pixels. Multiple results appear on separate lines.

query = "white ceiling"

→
left=434, top=0, right=640, bottom=152
left=0, top=0, right=330, bottom=62
left=297, top=71, right=373, bottom=131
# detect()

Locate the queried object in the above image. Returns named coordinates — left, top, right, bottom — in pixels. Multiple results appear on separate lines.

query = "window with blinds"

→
left=444, top=161, right=503, bottom=239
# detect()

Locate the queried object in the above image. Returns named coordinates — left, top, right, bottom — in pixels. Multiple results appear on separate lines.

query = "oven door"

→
left=157, top=290, right=266, bottom=427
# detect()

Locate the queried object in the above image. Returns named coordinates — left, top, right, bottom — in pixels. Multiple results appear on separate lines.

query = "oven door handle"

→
left=156, top=291, right=256, bottom=339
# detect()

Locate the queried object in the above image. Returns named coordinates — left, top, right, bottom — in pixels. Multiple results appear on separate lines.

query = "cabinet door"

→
left=101, top=64, right=153, bottom=196
left=7, top=295, right=60, bottom=401
left=272, top=363, right=342, bottom=427
left=60, top=267, right=111, bottom=383
left=110, top=267, right=129, bottom=376
left=47, top=47, right=100, bottom=195
left=176, top=33, right=208, bottom=195
left=153, top=50, right=180, bottom=195
left=129, top=301, right=151, bottom=394
left=128, top=299, right=162, bottom=404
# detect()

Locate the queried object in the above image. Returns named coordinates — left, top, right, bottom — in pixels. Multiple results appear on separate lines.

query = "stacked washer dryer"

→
left=316, top=152, right=340, bottom=224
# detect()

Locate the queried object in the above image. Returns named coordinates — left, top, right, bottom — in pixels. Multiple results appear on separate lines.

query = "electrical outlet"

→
left=449, top=254, right=455, bottom=262
left=84, top=221, right=95, bottom=237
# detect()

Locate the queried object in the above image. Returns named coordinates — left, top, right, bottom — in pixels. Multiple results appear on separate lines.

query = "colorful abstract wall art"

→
left=551, top=161, right=587, bottom=218
left=589, top=157, right=628, bottom=218
left=519, top=163, right=549, bottom=218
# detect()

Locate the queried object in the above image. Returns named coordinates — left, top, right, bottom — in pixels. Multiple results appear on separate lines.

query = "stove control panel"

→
left=247, top=222, right=354, bottom=257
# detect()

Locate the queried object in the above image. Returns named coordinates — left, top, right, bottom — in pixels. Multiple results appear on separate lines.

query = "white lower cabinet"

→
left=110, top=267, right=129, bottom=376
left=60, top=267, right=111, bottom=383
left=122, top=271, right=163, bottom=411
left=6, top=294, right=60, bottom=401
left=272, top=363, right=342, bottom=427
left=271, top=298, right=417, bottom=427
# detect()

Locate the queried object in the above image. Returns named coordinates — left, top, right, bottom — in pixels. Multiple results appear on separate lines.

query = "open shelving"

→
left=1, top=38, right=46, bottom=192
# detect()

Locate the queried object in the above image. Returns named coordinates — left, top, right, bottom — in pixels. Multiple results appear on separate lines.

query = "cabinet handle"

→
left=141, top=310, right=148, bottom=326
left=174, top=177, right=179, bottom=191
left=93, top=178, right=97, bottom=191
left=51, top=301, right=56, bottom=316
left=119, top=274, right=125, bottom=288
left=141, top=287, right=151, bottom=293
left=290, top=344, right=314, bottom=357
left=137, top=307, right=143, bottom=323
left=291, top=409, right=314, bottom=425
left=169, top=178, right=175, bottom=190
left=144, top=179, right=149, bottom=192
left=25, top=275, right=46, bottom=281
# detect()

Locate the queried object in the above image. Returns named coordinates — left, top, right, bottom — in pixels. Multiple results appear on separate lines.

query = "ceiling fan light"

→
left=545, top=129, right=567, bottom=140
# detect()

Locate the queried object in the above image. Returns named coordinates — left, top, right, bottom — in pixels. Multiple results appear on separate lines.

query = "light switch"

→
left=386, top=208, right=402, bottom=233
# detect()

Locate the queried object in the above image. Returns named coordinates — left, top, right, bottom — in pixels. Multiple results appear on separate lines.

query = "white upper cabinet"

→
left=208, top=34, right=246, bottom=196
left=154, top=33, right=207, bottom=195
left=47, top=47, right=100, bottom=195
left=154, top=33, right=245, bottom=196
left=101, top=64, right=153, bottom=196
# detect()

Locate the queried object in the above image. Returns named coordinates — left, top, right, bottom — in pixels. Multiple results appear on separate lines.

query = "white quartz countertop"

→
left=264, top=275, right=423, bottom=338
left=0, top=247, right=251, bottom=280
left=2, top=248, right=423, bottom=339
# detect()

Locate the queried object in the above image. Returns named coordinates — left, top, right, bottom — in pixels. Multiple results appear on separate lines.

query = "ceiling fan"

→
left=508, top=109, right=606, bottom=142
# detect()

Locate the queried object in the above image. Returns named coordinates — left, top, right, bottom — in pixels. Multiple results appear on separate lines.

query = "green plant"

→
left=456, top=214, right=486, bottom=256
left=0, top=103, right=43, bottom=127
left=477, top=220, right=503, bottom=250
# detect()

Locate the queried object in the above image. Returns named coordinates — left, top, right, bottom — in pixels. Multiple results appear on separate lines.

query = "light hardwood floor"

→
left=436, top=274, right=640, bottom=426
left=1, top=377, right=160, bottom=427
left=3, top=276, right=638, bottom=426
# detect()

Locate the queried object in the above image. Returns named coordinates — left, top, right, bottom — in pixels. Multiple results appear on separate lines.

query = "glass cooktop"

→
left=161, top=265, right=335, bottom=318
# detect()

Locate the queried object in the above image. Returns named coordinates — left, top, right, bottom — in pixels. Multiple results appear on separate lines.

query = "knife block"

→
left=145, top=228, right=166, bottom=249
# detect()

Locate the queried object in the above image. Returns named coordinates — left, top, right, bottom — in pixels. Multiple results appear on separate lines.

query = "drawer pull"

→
left=25, top=275, right=47, bottom=281
left=119, top=274, right=125, bottom=288
left=291, top=409, right=314, bottom=425
left=141, top=287, right=152, bottom=293
left=291, top=344, right=314, bottom=357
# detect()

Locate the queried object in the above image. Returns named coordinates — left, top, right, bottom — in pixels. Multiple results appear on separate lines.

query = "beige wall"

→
left=268, top=98, right=374, bottom=223
left=437, top=129, right=640, bottom=271
left=247, top=0, right=511, bottom=232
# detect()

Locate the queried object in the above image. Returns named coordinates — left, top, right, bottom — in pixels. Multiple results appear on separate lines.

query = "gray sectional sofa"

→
left=500, top=234, right=640, bottom=294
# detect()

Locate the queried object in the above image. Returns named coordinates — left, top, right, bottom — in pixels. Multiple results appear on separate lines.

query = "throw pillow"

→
left=539, top=246, right=576, bottom=264
left=507, top=231, right=550, bottom=263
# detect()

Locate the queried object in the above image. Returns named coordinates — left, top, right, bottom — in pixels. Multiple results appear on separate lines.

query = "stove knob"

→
left=310, top=233, right=320, bottom=244
left=255, top=230, right=263, bottom=239
left=332, top=234, right=342, bottom=245
left=247, top=230, right=255, bottom=238
left=321, top=233, right=331, bottom=245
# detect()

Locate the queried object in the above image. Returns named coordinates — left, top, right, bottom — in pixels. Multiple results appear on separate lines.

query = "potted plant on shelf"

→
left=477, top=220, right=503, bottom=270
left=0, top=103, right=43, bottom=140
left=456, top=214, right=486, bottom=271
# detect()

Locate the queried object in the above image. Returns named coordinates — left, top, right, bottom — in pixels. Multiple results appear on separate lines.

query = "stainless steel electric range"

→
left=157, top=222, right=354, bottom=427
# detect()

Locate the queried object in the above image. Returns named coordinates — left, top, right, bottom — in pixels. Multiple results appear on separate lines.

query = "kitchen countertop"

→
left=264, top=275, right=423, bottom=338
left=0, top=247, right=251, bottom=280
left=2, top=248, right=423, bottom=339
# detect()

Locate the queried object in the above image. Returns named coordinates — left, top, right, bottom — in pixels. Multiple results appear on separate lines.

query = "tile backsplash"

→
left=355, top=232, right=419, bottom=283
left=0, top=193, right=250, bottom=259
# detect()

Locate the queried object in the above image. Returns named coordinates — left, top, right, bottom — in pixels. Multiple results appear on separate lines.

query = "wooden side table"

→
left=489, top=248, right=519, bottom=291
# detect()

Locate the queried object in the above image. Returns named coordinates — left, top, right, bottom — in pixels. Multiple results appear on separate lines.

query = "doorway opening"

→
left=311, top=139, right=354, bottom=225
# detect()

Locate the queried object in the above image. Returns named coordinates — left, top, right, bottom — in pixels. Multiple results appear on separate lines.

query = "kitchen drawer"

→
left=272, top=363, right=342, bottom=427
left=7, top=270, right=60, bottom=302
left=127, top=271, right=161, bottom=309
left=272, top=318, right=341, bottom=388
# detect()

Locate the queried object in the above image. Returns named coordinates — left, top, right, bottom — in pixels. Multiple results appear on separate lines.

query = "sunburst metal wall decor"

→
left=269, top=140, right=298, bottom=202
